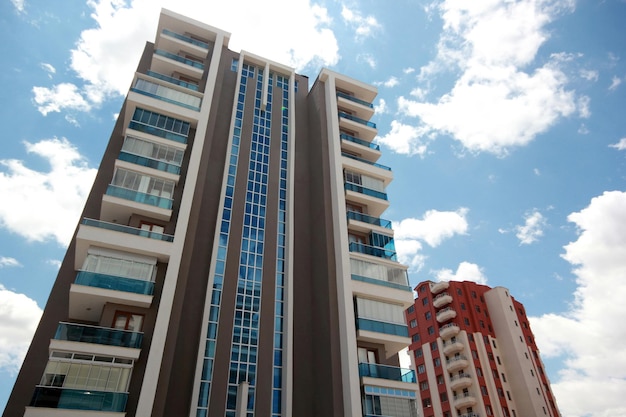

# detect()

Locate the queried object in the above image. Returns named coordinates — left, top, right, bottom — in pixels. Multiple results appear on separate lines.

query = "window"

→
left=422, top=398, right=431, bottom=408
left=460, top=302, right=466, bottom=310
left=471, top=291, right=477, bottom=298
left=481, top=385, right=488, bottom=395
left=530, top=369, right=535, bottom=376
left=468, top=334, right=474, bottom=342
left=427, top=326, right=434, bottom=335
left=111, top=168, right=175, bottom=202
left=472, top=350, right=478, bottom=359
left=421, top=381, right=429, bottom=391
left=425, top=311, right=432, bottom=320
left=440, top=392, right=448, bottom=402
left=412, top=334, right=421, bottom=343
left=417, top=364, right=425, bottom=374
left=524, top=322, right=529, bottom=329
left=492, top=340, right=497, bottom=348
left=483, top=335, right=489, bottom=345
left=507, top=391, right=512, bottom=400
left=497, top=388, right=504, bottom=397
left=486, top=405, right=493, bottom=415
left=434, top=357, right=441, bottom=367
left=415, top=348, right=423, bottom=358
left=82, top=250, right=157, bottom=282
left=407, top=305, right=415, bottom=314
left=431, top=341, right=438, bottom=351
left=537, top=387, right=541, bottom=395
left=479, top=320, right=485, bottom=328
left=502, top=373, right=507, bottom=382
left=410, top=319, right=418, bottom=328
left=113, top=311, right=144, bottom=332
left=437, top=374, right=444, bottom=384
left=496, top=356, right=501, bottom=365
left=456, top=288, right=462, bottom=295
left=464, top=317, right=470, bottom=326
left=493, top=369, right=499, bottom=379
left=488, top=352, right=494, bottom=361
left=476, top=367, right=482, bottom=377
left=420, top=285, right=427, bottom=293
left=422, top=297, right=429, bottom=306
left=475, top=305, right=481, bottom=312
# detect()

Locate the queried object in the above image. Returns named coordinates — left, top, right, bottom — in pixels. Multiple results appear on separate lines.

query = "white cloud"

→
left=609, top=138, right=626, bottom=151
left=377, top=120, right=429, bottom=156
left=403, top=67, right=415, bottom=74
left=32, top=83, right=91, bottom=116
left=11, top=0, right=25, bottom=13
left=432, top=261, right=487, bottom=285
left=394, top=208, right=469, bottom=247
left=534, top=168, right=541, bottom=176
left=358, top=53, right=377, bottom=69
left=579, top=69, right=598, bottom=82
left=394, top=0, right=580, bottom=156
left=341, top=4, right=382, bottom=39
left=34, top=0, right=340, bottom=116
left=375, top=76, right=400, bottom=88
left=393, top=208, right=469, bottom=271
left=515, top=209, right=547, bottom=245
left=530, top=191, right=626, bottom=417
left=0, top=285, right=42, bottom=374
left=374, top=98, right=387, bottom=114
left=0, top=257, right=21, bottom=268
left=0, top=138, right=97, bottom=246
left=609, top=76, right=622, bottom=91
left=577, top=95, right=591, bottom=118
left=40, top=63, right=56, bottom=75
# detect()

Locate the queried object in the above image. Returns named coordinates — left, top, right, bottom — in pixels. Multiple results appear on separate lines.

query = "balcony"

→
left=342, top=152, right=391, bottom=171
left=449, top=374, right=472, bottom=390
left=356, top=318, right=408, bottom=337
left=347, top=211, right=392, bottom=229
left=356, top=318, right=411, bottom=359
left=154, top=49, right=204, bottom=70
left=453, top=392, right=477, bottom=408
left=433, top=292, right=452, bottom=308
left=337, top=91, right=373, bottom=108
left=442, top=340, right=464, bottom=356
left=105, top=185, right=173, bottom=210
left=358, top=363, right=416, bottom=383
left=75, top=219, right=173, bottom=271
left=54, top=322, right=143, bottom=349
left=29, top=386, right=127, bottom=412
left=345, top=182, right=387, bottom=201
left=436, top=307, right=457, bottom=323
left=118, top=151, right=181, bottom=175
left=339, top=111, right=376, bottom=129
left=131, top=78, right=201, bottom=111
left=340, top=133, right=379, bottom=151
left=162, top=28, right=209, bottom=49
left=430, top=281, right=449, bottom=294
left=446, top=355, right=469, bottom=373
left=147, top=70, right=199, bottom=91
left=349, top=242, right=397, bottom=262
left=439, top=322, right=460, bottom=339
left=69, top=271, right=154, bottom=322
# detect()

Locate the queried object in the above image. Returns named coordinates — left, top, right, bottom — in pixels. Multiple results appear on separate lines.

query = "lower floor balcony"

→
left=29, top=386, right=127, bottom=412
left=453, top=392, right=477, bottom=408
left=349, top=242, right=397, bottom=261
left=358, top=363, right=416, bottom=383
left=356, top=318, right=408, bottom=338
left=54, top=322, right=143, bottom=349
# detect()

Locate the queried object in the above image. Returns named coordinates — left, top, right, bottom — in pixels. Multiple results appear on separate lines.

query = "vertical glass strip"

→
left=195, top=65, right=250, bottom=417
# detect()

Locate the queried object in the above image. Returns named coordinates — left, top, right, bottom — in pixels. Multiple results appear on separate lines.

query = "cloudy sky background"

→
left=1, top=0, right=625, bottom=415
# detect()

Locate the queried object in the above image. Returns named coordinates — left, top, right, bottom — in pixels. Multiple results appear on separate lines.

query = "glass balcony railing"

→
left=147, top=70, right=199, bottom=91
left=54, top=322, right=143, bottom=349
left=347, top=211, right=392, bottom=229
left=340, top=133, right=380, bottom=151
left=344, top=183, right=388, bottom=201
left=351, top=275, right=411, bottom=291
left=118, top=151, right=181, bottom=175
left=74, top=271, right=155, bottom=296
left=81, top=218, right=174, bottom=242
left=131, top=79, right=201, bottom=111
left=349, top=242, right=397, bottom=261
left=338, top=112, right=376, bottom=129
left=356, top=318, right=409, bottom=337
left=358, top=363, right=416, bottom=383
left=162, top=28, right=209, bottom=49
left=128, top=121, right=188, bottom=144
left=154, top=49, right=204, bottom=70
left=341, top=152, right=391, bottom=171
left=105, top=185, right=173, bottom=210
left=336, top=91, right=374, bottom=108
left=30, top=386, right=128, bottom=412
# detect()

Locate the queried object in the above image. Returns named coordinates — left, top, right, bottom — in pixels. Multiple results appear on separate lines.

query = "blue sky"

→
left=0, top=0, right=625, bottom=415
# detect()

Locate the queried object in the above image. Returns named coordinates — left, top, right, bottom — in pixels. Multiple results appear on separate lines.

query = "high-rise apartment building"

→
left=4, top=9, right=418, bottom=417
left=406, top=280, right=560, bottom=417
